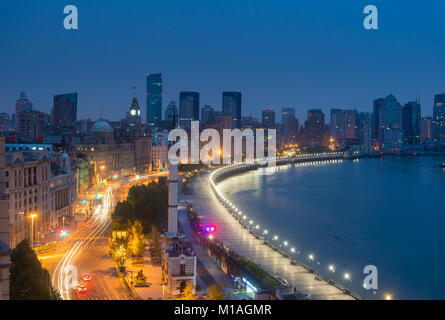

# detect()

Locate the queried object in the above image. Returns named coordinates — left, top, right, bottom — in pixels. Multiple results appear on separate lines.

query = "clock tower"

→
left=128, top=97, right=141, bottom=127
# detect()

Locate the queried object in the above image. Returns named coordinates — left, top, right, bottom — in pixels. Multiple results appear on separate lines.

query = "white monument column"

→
left=167, top=163, right=178, bottom=235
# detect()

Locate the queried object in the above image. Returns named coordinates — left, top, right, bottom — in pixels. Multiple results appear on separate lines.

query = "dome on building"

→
left=92, top=120, right=113, bottom=133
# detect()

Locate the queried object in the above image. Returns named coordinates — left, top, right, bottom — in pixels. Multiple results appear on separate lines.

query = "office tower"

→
left=146, top=73, right=162, bottom=126
left=222, top=91, right=242, bottom=129
left=330, top=109, right=359, bottom=142
left=402, top=101, right=421, bottom=145
left=378, top=95, right=403, bottom=149
left=165, top=101, right=178, bottom=126
left=51, top=93, right=78, bottom=126
left=15, top=92, right=33, bottom=136
left=201, top=105, right=214, bottom=126
left=420, top=116, right=432, bottom=144
left=14, top=93, right=49, bottom=141
left=179, top=92, right=199, bottom=129
left=300, top=109, right=329, bottom=147
left=262, top=109, right=276, bottom=128
left=372, top=98, right=385, bottom=141
left=433, top=93, right=445, bottom=142
left=281, top=108, right=297, bottom=143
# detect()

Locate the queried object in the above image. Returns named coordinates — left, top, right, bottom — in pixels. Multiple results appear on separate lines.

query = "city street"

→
left=39, top=172, right=168, bottom=300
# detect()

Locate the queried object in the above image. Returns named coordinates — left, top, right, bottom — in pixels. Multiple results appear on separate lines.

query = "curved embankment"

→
left=207, top=152, right=361, bottom=300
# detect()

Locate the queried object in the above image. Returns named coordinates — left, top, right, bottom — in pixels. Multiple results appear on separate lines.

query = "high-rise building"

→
left=330, top=109, right=359, bottom=142
left=51, top=93, right=78, bottom=126
left=262, top=109, right=276, bottom=128
left=201, top=105, right=214, bottom=126
left=402, top=101, right=421, bottom=145
left=165, top=101, right=178, bottom=127
left=300, top=109, right=329, bottom=147
left=222, top=91, right=242, bottom=129
left=179, top=92, right=199, bottom=129
left=378, top=95, right=404, bottom=149
left=14, top=93, right=49, bottom=141
left=372, top=98, right=385, bottom=141
left=281, top=108, right=297, bottom=143
left=420, top=116, right=432, bottom=144
left=432, top=93, right=445, bottom=142
left=146, top=73, right=162, bottom=126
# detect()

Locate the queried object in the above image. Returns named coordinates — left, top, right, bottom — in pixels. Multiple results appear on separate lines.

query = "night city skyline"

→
left=2, top=0, right=445, bottom=309
left=1, top=0, right=445, bottom=121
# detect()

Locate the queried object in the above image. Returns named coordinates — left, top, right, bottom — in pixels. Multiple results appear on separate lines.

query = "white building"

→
left=161, top=164, right=196, bottom=294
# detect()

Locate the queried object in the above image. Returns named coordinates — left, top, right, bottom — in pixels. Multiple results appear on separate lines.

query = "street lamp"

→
left=344, top=273, right=351, bottom=280
left=385, top=294, right=392, bottom=300
left=328, top=264, right=335, bottom=273
left=29, top=213, right=38, bottom=248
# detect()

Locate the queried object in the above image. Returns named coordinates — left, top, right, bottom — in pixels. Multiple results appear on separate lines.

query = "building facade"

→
left=0, top=137, right=10, bottom=300
left=51, top=93, right=78, bottom=127
left=222, top=91, right=242, bottom=129
left=433, top=93, right=445, bottom=142
left=146, top=73, right=163, bottom=126
left=402, top=101, right=421, bottom=145
left=179, top=92, right=200, bottom=129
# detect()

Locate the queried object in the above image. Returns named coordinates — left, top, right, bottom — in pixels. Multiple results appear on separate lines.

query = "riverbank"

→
left=183, top=154, right=357, bottom=300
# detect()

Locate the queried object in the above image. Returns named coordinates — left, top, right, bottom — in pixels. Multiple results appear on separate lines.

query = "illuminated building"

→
left=179, top=92, right=200, bottom=129
left=146, top=73, right=163, bottom=126
left=222, top=91, right=242, bottom=129
left=433, top=93, right=445, bottom=142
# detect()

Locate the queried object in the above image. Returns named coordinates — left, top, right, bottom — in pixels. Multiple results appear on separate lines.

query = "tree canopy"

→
left=111, top=181, right=168, bottom=234
left=10, top=239, right=60, bottom=300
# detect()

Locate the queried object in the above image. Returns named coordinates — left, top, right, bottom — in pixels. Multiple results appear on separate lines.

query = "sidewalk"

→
left=178, top=205, right=234, bottom=293
left=124, top=241, right=171, bottom=300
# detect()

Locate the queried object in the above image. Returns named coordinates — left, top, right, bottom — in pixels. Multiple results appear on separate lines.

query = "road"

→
left=40, top=172, right=168, bottom=300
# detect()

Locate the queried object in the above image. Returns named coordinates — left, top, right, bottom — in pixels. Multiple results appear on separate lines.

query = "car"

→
left=83, top=274, right=91, bottom=281
left=77, top=284, right=87, bottom=293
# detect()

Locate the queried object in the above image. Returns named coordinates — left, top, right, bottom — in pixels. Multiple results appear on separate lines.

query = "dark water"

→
left=218, top=156, right=445, bottom=299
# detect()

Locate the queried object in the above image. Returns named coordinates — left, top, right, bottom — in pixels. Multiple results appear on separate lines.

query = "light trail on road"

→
left=53, top=183, right=116, bottom=300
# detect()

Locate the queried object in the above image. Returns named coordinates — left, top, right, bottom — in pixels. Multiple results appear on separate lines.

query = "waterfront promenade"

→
left=184, top=156, right=356, bottom=300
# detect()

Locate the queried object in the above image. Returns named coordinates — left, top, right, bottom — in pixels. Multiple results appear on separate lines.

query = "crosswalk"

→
left=83, top=245, right=109, bottom=253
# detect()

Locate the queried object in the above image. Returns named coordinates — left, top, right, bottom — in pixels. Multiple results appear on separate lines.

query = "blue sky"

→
left=0, top=0, right=444, bottom=121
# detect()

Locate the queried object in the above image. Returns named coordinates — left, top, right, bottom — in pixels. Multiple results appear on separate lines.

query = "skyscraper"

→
left=51, top=93, right=78, bottom=126
left=300, top=109, right=329, bottom=147
left=201, top=105, right=214, bottom=125
left=372, top=98, right=385, bottom=141
left=262, top=109, right=276, bottom=128
left=420, top=116, right=432, bottom=144
left=281, top=108, right=297, bottom=143
left=146, top=73, right=162, bottom=126
left=165, top=101, right=178, bottom=127
left=378, top=95, right=403, bottom=149
left=222, top=92, right=242, bottom=129
left=179, top=92, right=199, bottom=129
left=402, top=101, right=421, bottom=145
left=432, top=93, right=445, bottom=142
left=330, top=108, right=359, bottom=142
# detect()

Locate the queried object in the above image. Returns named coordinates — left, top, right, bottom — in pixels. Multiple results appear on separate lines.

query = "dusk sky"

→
left=1, top=0, right=444, bottom=121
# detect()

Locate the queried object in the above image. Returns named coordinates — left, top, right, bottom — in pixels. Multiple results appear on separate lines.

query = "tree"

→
left=151, top=224, right=161, bottom=252
left=109, top=230, right=130, bottom=267
left=207, top=283, right=226, bottom=300
left=111, top=181, right=168, bottom=234
left=178, top=282, right=198, bottom=300
left=10, top=239, right=60, bottom=300
left=129, top=220, right=145, bottom=257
